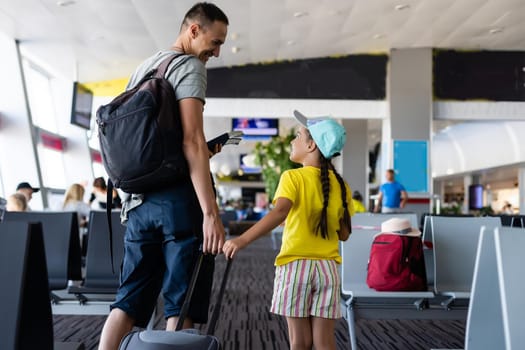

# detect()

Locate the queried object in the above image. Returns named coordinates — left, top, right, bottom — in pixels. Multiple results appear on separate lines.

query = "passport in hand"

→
left=207, top=131, right=244, bottom=151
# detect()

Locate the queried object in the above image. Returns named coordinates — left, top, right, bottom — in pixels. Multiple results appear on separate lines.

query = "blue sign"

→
left=393, top=140, right=429, bottom=193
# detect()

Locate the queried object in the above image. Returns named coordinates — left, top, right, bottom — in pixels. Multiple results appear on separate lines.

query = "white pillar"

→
left=518, top=167, right=525, bottom=214
left=463, top=175, right=473, bottom=214
left=386, top=48, right=433, bottom=219
left=342, top=119, right=368, bottom=209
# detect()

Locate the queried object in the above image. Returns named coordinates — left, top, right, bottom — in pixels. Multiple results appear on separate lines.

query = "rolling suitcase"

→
left=118, top=253, right=233, bottom=350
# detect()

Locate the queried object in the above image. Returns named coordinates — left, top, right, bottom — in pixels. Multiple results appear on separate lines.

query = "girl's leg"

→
left=311, top=316, right=336, bottom=350
left=286, top=316, right=313, bottom=350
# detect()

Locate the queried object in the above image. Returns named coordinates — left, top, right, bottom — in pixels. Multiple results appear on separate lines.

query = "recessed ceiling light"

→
left=394, top=4, right=410, bottom=11
left=286, top=40, right=296, bottom=46
left=231, top=46, right=240, bottom=53
left=230, top=32, right=239, bottom=40
left=56, top=0, right=76, bottom=6
left=489, top=27, right=504, bottom=34
left=373, top=34, right=385, bottom=39
left=293, top=11, right=308, bottom=18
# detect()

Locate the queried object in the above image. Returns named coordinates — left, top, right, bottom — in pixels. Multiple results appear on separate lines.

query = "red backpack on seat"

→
left=366, top=218, right=427, bottom=292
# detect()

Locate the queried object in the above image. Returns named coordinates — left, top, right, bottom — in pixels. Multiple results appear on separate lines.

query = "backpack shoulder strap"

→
left=154, top=53, right=186, bottom=78
left=107, top=179, right=115, bottom=273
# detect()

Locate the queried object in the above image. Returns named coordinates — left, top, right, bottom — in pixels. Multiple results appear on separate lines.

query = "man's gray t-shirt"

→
left=120, top=50, right=206, bottom=222
left=126, top=50, right=207, bottom=103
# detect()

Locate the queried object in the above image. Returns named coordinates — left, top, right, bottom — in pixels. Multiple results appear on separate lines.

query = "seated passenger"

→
left=352, top=190, right=367, bottom=213
left=63, top=183, right=91, bottom=228
left=89, top=177, right=122, bottom=210
left=6, top=193, right=28, bottom=212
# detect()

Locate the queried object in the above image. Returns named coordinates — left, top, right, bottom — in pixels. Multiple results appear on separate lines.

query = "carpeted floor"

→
left=54, top=235, right=465, bottom=349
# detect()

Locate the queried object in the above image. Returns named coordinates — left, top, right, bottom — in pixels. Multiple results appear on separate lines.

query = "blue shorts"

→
left=111, top=182, right=214, bottom=327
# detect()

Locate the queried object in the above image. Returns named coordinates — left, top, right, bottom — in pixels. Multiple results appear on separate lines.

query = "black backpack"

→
left=96, top=53, right=191, bottom=194
left=96, top=53, right=191, bottom=272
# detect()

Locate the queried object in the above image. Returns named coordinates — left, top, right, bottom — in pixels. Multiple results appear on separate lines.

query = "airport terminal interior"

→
left=0, top=0, right=524, bottom=349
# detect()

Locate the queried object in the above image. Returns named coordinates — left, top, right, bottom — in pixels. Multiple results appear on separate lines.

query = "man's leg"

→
left=98, top=308, right=134, bottom=350
left=163, top=244, right=211, bottom=331
left=165, top=316, right=193, bottom=331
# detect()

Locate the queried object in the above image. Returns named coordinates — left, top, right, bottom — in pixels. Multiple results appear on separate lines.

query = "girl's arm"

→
left=223, top=197, right=292, bottom=259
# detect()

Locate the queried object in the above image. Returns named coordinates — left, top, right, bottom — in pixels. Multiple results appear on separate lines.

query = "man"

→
left=98, top=3, right=228, bottom=349
left=374, top=169, right=408, bottom=213
left=16, top=182, right=39, bottom=206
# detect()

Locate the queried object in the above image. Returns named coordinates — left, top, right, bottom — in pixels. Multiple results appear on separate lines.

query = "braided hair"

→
left=317, top=153, right=352, bottom=239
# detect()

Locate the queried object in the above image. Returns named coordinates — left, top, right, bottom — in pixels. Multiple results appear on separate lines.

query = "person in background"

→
left=352, top=190, right=367, bottom=213
left=97, top=3, right=229, bottom=350
left=63, top=183, right=91, bottom=228
left=501, top=201, right=513, bottom=214
left=16, top=181, right=39, bottom=209
left=89, top=177, right=121, bottom=209
left=374, top=169, right=408, bottom=213
left=6, top=193, right=28, bottom=212
left=223, top=111, right=354, bottom=350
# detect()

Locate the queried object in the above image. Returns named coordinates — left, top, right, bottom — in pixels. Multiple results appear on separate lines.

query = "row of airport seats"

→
left=493, top=214, right=525, bottom=228
left=53, top=210, right=126, bottom=315
left=1, top=210, right=126, bottom=316
left=57, top=210, right=126, bottom=316
left=461, top=226, right=525, bottom=350
left=0, top=220, right=84, bottom=349
left=220, top=210, right=238, bottom=237
left=340, top=213, right=503, bottom=349
left=420, top=213, right=525, bottom=230
left=3, top=211, right=83, bottom=290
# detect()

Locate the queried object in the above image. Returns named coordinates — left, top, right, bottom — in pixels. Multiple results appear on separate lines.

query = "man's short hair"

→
left=182, top=2, right=229, bottom=29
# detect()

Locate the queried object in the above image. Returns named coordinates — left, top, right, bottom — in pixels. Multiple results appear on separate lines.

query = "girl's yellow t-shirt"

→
left=273, top=166, right=354, bottom=266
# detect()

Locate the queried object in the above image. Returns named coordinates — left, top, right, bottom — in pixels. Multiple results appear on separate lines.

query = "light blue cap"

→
left=293, top=110, right=346, bottom=158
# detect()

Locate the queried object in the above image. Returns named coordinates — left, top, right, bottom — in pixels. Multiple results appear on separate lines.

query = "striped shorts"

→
left=270, top=259, right=341, bottom=319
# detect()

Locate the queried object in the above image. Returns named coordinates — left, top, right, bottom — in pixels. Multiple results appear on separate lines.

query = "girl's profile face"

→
left=290, top=126, right=312, bottom=163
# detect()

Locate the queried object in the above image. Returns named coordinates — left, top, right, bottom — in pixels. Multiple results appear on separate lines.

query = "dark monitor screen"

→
left=70, top=82, right=93, bottom=130
left=231, top=118, right=278, bottom=140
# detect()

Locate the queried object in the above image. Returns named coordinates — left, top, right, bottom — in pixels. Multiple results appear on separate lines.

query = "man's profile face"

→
left=191, top=21, right=227, bottom=64
left=18, top=188, right=33, bottom=201
left=386, top=171, right=394, bottom=182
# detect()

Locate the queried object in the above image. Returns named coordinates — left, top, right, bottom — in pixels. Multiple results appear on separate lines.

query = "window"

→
left=22, top=58, right=66, bottom=189
left=23, top=59, right=59, bottom=133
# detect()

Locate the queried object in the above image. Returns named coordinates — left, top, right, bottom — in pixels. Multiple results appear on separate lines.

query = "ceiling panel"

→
left=0, top=0, right=522, bottom=82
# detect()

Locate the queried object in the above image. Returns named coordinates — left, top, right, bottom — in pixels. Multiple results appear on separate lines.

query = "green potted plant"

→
left=251, top=129, right=300, bottom=201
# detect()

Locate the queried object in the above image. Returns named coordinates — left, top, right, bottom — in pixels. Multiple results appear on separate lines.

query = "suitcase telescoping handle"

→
left=175, top=251, right=203, bottom=331
left=206, top=256, right=232, bottom=336
left=175, top=251, right=233, bottom=335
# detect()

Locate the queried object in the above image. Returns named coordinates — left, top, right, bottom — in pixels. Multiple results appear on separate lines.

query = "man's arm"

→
left=400, top=190, right=408, bottom=209
left=374, top=191, right=383, bottom=213
left=179, top=97, right=225, bottom=254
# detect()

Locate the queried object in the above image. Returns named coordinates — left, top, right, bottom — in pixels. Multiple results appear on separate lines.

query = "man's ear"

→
left=189, top=23, right=199, bottom=38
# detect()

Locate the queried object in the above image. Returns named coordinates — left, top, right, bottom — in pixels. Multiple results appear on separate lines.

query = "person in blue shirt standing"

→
left=374, top=169, right=408, bottom=213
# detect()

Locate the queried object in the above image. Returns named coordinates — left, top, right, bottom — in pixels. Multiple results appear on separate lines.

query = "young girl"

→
left=223, top=110, right=354, bottom=350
